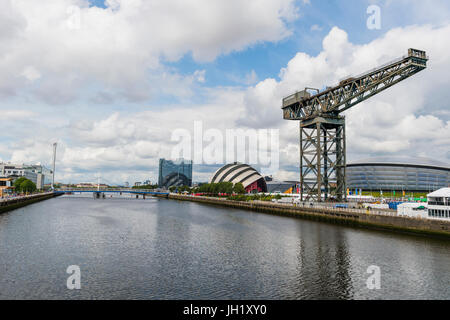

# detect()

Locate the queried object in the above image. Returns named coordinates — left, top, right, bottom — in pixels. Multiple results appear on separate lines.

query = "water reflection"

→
left=292, top=224, right=353, bottom=299
left=0, top=196, right=448, bottom=299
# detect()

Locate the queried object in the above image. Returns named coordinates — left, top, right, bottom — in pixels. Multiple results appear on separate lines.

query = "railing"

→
left=0, top=191, right=54, bottom=202
left=428, top=201, right=446, bottom=206
left=57, top=188, right=166, bottom=193
left=253, top=199, right=433, bottom=220
left=176, top=194, right=437, bottom=221
left=337, top=55, right=407, bottom=85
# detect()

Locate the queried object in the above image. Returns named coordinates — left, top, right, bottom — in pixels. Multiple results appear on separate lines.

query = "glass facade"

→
left=347, top=164, right=450, bottom=192
left=158, top=158, right=193, bottom=188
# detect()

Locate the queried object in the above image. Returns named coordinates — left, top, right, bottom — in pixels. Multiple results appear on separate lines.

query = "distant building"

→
left=135, top=182, right=142, bottom=187
left=0, top=177, right=13, bottom=197
left=124, top=182, right=129, bottom=188
left=209, top=162, right=267, bottom=193
left=76, top=183, right=93, bottom=188
left=427, top=188, right=450, bottom=221
left=143, top=180, right=152, bottom=185
left=0, top=163, right=52, bottom=189
left=158, top=158, right=193, bottom=188
left=75, top=183, right=108, bottom=188
left=346, top=156, right=450, bottom=192
left=266, top=181, right=296, bottom=194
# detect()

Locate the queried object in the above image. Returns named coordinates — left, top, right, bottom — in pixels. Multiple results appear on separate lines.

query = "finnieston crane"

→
left=282, top=48, right=428, bottom=202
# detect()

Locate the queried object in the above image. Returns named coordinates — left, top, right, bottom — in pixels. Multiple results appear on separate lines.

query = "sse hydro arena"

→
left=346, top=156, right=450, bottom=192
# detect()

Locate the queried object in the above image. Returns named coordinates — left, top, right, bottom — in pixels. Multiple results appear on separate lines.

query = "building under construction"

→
left=282, top=49, right=428, bottom=202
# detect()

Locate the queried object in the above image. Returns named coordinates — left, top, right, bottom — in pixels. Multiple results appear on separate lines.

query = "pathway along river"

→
left=0, top=194, right=449, bottom=299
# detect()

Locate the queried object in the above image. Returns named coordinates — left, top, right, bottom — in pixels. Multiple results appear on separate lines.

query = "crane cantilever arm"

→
left=282, top=48, right=428, bottom=121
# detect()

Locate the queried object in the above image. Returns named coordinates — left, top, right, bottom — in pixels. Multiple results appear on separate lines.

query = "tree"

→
left=13, top=177, right=27, bottom=191
left=21, top=179, right=36, bottom=193
left=220, top=182, right=233, bottom=195
left=13, top=177, right=36, bottom=193
left=132, top=184, right=158, bottom=190
left=178, top=185, right=191, bottom=193
left=233, top=183, right=246, bottom=195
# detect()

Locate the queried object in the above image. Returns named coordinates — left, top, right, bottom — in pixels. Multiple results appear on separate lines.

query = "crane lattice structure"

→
left=282, top=49, right=428, bottom=202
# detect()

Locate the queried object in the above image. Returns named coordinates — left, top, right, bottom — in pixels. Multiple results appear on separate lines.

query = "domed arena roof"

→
left=348, top=156, right=450, bottom=170
left=209, top=162, right=267, bottom=191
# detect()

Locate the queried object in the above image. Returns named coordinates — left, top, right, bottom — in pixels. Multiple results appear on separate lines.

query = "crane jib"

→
left=282, top=49, right=428, bottom=121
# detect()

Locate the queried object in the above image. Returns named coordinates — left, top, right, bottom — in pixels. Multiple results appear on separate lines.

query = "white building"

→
left=427, top=188, right=450, bottom=221
left=0, top=163, right=52, bottom=189
left=397, top=203, right=428, bottom=218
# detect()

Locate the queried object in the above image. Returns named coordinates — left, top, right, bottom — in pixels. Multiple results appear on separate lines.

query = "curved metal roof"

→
left=348, top=156, right=450, bottom=169
left=209, top=163, right=266, bottom=189
left=428, top=188, right=450, bottom=197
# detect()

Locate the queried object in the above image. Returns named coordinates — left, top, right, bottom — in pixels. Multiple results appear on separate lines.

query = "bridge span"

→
left=55, top=188, right=169, bottom=196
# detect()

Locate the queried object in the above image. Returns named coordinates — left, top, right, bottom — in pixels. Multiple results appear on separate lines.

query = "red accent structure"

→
left=245, top=180, right=263, bottom=193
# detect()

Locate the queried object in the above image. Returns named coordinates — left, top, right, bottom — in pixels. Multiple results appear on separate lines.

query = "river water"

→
left=0, top=194, right=449, bottom=300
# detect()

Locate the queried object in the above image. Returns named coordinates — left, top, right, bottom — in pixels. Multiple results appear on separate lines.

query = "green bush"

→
left=227, top=194, right=283, bottom=202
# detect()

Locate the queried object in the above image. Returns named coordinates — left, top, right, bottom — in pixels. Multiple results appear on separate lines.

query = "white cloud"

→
left=1, top=6, right=450, bottom=184
left=21, top=66, right=41, bottom=82
left=0, top=0, right=297, bottom=103
left=193, top=70, right=206, bottom=83
left=1, top=110, right=36, bottom=120
left=20, top=88, right=245, bottom=183
left=310, top=24, right=322, bottom=32
left=245, top=70, right=259, bottom=85
left=238, top=24, right=450, bottom=167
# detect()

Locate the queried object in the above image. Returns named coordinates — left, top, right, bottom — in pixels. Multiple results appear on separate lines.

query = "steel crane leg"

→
left=299, top=116, right=346, bottom=202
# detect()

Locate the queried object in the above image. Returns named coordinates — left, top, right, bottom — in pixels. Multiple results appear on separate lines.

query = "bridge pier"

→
left=93, top=192, right=105, bottom=199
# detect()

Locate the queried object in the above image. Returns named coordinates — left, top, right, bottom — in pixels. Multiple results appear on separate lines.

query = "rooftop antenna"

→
left=51, top=142, right=57, bottom=190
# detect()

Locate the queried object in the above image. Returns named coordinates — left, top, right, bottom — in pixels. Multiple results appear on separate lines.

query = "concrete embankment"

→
left=0, top=192, right=59, bottom=214
left=161, top=194, right=450, bottom=239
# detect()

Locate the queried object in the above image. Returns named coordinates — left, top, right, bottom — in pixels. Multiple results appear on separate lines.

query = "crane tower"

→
left=282, top=49, right=428, bottom=202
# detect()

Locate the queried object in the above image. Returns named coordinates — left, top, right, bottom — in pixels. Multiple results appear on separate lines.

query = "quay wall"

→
left=0, top=192, right=59, bottom=214
left=163, top=194, right=450, bottom=239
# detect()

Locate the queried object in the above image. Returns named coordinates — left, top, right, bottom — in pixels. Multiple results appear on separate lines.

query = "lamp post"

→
left=51, top=143, right=57, bottom=190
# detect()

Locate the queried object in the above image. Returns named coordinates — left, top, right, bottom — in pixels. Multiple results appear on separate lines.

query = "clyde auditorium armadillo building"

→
left=209, top=163, right=268, bottom=193
left=346, top=156, right=450, bottom=192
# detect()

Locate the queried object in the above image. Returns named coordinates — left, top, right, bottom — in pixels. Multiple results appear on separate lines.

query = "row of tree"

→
left=132, top=184, right=159, bottom=190
left=170, top=182, right=247, bottom=195
left=13, top=177, right=37, bottom=193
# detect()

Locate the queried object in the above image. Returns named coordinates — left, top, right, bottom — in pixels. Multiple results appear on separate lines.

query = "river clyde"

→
left=0, top=195, right=449, bottom=300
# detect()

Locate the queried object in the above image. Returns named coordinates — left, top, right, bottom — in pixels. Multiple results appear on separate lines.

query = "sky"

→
left=0, top=0, right=449, bottom=185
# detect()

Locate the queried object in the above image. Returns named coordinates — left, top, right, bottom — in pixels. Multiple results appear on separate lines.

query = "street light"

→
left=51, top=143, right=57, bottom=190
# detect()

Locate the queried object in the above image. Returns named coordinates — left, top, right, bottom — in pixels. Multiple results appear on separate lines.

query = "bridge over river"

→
left=55, top=188, right=169, bottom=197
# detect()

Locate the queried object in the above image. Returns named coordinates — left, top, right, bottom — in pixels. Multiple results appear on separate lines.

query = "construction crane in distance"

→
left=282, top=48, right=428, bottom=202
